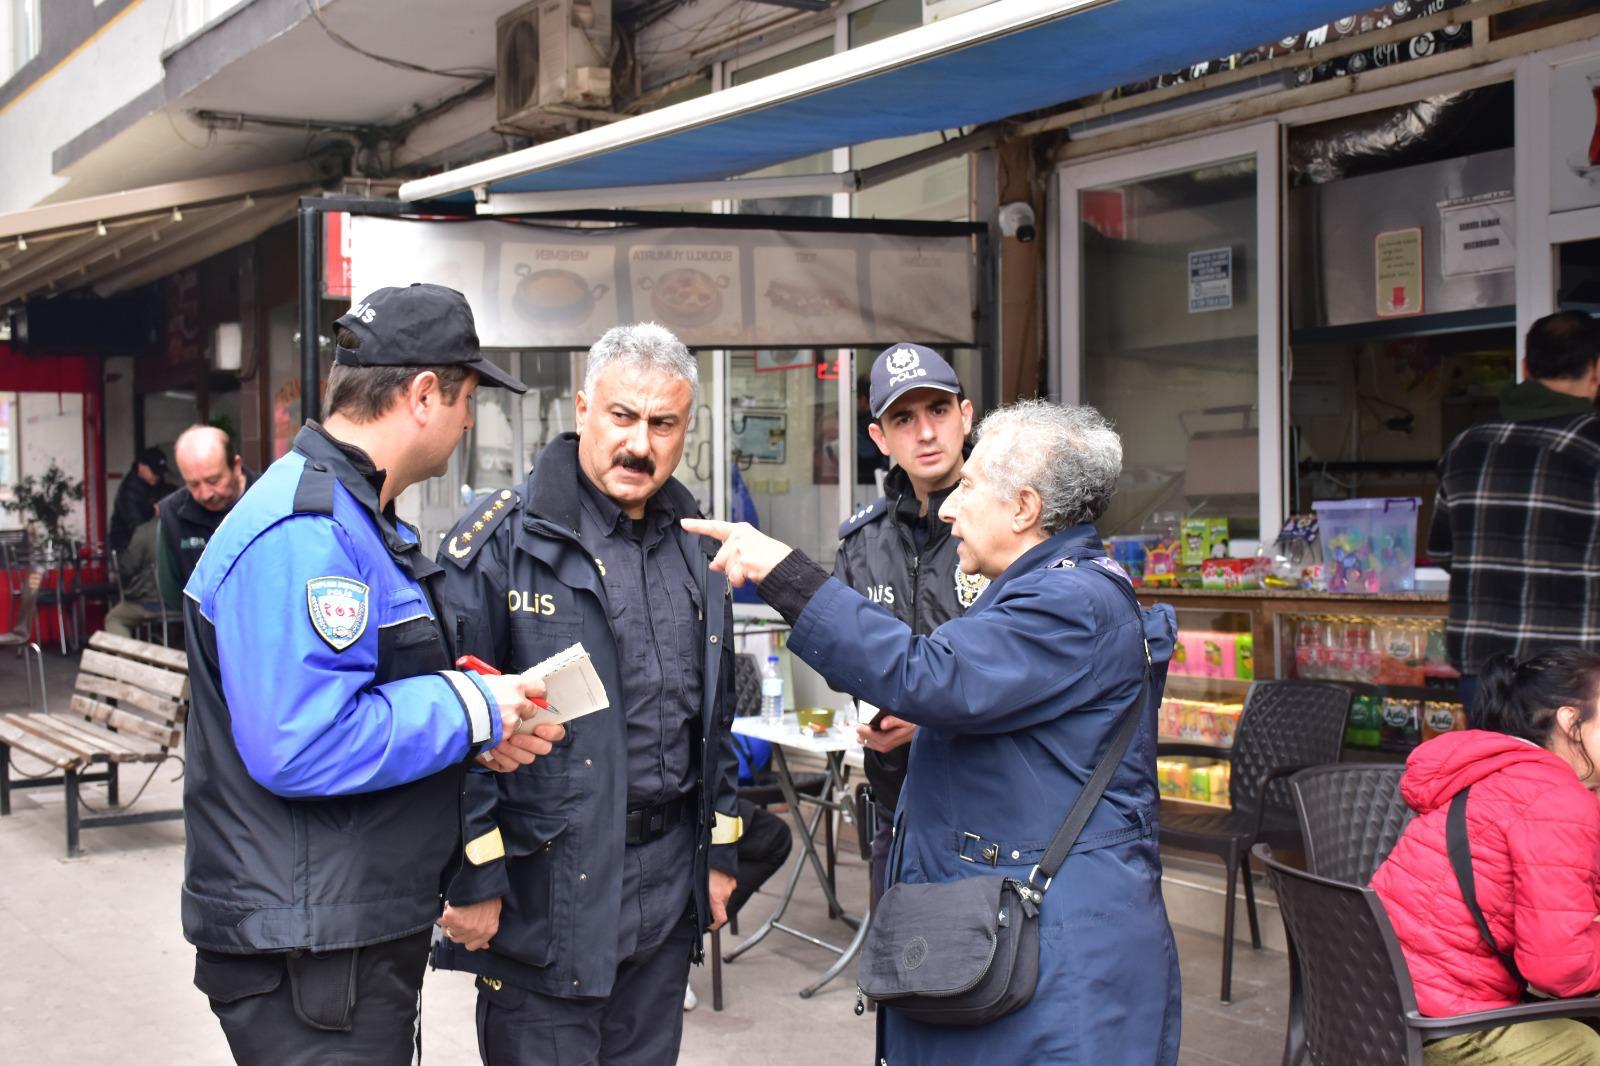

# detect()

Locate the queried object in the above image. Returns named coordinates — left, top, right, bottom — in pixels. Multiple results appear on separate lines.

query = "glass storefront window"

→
left=725, top=350, right=840, bottom=569
left=1079, top=158, right=1263, bottom=539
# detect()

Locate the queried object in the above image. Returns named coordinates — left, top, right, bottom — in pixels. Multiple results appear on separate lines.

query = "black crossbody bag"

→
left=1446, top=787, right=1529, bottom=993
left=855, top=562, right=1151, bottom=1027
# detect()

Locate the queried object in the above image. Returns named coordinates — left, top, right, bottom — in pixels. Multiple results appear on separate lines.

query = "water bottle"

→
left=760, top=655, right=785, bottom=725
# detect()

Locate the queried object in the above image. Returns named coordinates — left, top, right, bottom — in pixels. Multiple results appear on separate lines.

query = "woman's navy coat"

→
left=786, top=525, right=1182, bottom=1065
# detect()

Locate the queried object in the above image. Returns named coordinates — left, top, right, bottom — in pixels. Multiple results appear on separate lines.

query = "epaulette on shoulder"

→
left=838, top=498, right=887, bottom=539
left=441, top=488, right=520, bottom=568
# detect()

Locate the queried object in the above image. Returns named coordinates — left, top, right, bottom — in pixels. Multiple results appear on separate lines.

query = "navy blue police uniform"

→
left=432, top=433, right=741, bottom=1065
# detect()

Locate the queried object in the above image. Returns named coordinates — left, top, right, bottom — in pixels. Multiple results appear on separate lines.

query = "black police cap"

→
left=868, top=343, right=961, bottom=419
left=332, top=283, right=526, bottom=393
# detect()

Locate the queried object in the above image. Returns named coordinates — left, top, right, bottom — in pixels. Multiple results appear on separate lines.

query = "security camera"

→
left=998, top=201, right=1036, bottom=243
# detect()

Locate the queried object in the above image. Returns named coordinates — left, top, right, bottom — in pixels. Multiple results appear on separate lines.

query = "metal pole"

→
left=297, top=204, right=323, bottom=424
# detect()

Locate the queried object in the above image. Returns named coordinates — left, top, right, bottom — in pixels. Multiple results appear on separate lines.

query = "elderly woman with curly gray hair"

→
left=686, top=400, right=1181, bottom=1065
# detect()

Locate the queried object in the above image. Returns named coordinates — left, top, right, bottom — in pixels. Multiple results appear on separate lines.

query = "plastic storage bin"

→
left=1312, top=497, right=1421, bottom=593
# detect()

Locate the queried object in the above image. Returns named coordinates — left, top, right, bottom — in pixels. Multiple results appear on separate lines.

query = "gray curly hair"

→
left=972, top=401, right=1122, bottom=534
left=583, top=322, right=699, bottom=407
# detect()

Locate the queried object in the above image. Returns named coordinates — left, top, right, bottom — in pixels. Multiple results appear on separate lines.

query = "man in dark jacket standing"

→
left=835, top=343, right=980, bottom=899
left=1430, top=310, right=1600, bottom=718
left=432, top=322, right=741, bottom=1065
left=156, top=424, right=257, bottom=607
left=109, top=446, right=173, bottom=554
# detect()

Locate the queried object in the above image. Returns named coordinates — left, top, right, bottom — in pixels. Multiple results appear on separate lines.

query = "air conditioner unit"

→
left=496, top=0, right=612, bottom=134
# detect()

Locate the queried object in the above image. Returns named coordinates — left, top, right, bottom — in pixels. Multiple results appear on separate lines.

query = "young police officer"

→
left=181, top=284, right=562, bottom=1064
left=835, top=343, right=983, bottom=899
left=432, top=323, right=742, bottom=1064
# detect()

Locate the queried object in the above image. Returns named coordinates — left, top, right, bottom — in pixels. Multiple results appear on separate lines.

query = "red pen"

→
left=456, top=655, right=549, bottom=710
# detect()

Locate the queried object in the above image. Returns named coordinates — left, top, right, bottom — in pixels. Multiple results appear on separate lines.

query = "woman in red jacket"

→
left=1371, top=648, right=1600, bottom=1064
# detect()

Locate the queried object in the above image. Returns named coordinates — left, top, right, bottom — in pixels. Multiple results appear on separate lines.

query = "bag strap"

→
left=1027, top=556, right=1151, bottom=895
left=1446, top=787, right=1526, bottom=990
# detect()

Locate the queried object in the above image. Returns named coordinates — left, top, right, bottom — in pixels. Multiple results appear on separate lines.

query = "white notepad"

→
left=513, top=643, right=611, bottom=733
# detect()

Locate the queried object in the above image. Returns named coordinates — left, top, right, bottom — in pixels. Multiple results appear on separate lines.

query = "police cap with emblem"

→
left=333, top=283, right=527, bottom=393
left=868, top=342, right=961, bottom=419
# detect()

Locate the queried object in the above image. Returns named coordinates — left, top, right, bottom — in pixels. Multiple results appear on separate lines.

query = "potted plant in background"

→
left=2, top=461, right=86, bottom=556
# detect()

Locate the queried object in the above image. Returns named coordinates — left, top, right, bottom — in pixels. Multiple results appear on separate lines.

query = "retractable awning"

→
left=0, top=162, right=320, bottom=307
left=398, top=0, right=1366, bottom=205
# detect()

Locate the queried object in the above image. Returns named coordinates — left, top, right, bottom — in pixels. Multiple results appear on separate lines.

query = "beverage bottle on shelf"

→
left=760, top=656, right=785, bottom=725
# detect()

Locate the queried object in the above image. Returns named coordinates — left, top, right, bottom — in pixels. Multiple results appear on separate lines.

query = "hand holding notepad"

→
left=512, top=643, right=611, bottom=734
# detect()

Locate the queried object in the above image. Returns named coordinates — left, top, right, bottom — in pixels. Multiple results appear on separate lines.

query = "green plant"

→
left=2, top=461, right=85, bottom=547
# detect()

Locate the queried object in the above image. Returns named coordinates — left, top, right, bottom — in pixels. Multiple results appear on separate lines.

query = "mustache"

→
left=614, top=453, right=656, bottom=476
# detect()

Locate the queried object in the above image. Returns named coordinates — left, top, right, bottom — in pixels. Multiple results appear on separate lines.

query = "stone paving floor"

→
left=0, top=650, right=1288, bottom=1064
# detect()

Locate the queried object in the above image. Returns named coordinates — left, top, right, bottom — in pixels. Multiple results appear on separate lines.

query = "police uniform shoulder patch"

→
left=838, top=498, right=887, bottom=539
left=953, top=568, right=990, bottom=609
left=306, top=576, right=370, bottom=650
left=443, top=489, right=519, bottom=569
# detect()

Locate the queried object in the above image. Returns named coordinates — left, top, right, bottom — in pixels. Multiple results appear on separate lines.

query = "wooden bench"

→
left=0, top=631, right=189, bottom=856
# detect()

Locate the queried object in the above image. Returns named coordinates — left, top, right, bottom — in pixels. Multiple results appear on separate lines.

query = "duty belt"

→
left=624, top=793, right=694, bottom=846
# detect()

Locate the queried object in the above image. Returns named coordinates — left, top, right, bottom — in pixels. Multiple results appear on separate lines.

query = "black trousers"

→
left=729, top=798, right=793, bottom=916
left=476, top=907, right=698, bottom=1066
left=193, top=929, right=431, bottom=1066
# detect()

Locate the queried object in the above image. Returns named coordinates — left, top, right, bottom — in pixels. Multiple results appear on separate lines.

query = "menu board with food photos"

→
left=347, top=216, right=975, bottom=349
left=498, top=241, right=617, bottom=349
left=753, top=246, right=865, bottom=344
left=628, top=245, right=745, bottom=346
left=867, top=245, right=974, bottom=343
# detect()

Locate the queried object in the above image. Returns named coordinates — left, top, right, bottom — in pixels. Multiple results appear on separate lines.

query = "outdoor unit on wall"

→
left=495, top=0, right=613, bottom=135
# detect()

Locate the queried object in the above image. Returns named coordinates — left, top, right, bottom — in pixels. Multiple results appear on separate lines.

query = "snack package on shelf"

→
left=1144, top=541, right=1180, bottom=587
left=1107, top=535, right=1158, bottom=585
left=1159, top=697, right=1243, bottom=747
left=1156, top=758, right=1231, bottom=807
left=1236, top=632, right=1255, bottom=681
left=1263, top=514, right=1320, bottom=589
left=1201, top=558, right=1262, bottom=590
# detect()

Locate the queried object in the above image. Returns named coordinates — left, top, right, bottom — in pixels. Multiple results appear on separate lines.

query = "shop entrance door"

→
left=1057, top=123, right=1283, bottom=543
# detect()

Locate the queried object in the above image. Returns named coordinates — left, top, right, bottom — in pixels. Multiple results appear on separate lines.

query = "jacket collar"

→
left=975, top=524, right=1104, bottom=608
left=292, top=423, right=434, bottom=573
left=1498, top=378, right=1598, bottom=423
left=171, top=468, right=260, bottom=527
left=522, top=432, right=701, bottom=535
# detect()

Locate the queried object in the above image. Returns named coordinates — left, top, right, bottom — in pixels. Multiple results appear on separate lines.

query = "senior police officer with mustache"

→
left=432, top=322, right=741, bottom=1064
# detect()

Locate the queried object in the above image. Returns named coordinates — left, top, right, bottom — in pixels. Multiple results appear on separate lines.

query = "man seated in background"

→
left=685, top=796, right=791, bottom=1010
left=156, top=425, right=256, bottom=607
left=105, top=509, right=162, bottom=638
left=109, top=447, right=172, bottom=555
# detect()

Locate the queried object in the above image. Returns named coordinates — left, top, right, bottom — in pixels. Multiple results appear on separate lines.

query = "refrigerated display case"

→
left=1138, top=589, right=1461, bottom=762
left=1154, top=602, right=1256, bottom=810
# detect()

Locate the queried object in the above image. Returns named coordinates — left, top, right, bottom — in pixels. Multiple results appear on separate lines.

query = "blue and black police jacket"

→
left=180, top=424, right=499, bottom=955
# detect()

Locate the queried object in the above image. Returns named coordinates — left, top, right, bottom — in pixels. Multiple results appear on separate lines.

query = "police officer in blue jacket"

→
left=181, top=283, right=564, bottom=1065
left=431, top=323, right=742, bottom=1065
left=688, top=401, right=1182, bottom=1066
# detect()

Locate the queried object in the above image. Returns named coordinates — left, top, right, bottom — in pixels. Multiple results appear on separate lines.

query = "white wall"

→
left=17, top=391, right=87, bottom=541
left=0, top=2, right=168, bottom=212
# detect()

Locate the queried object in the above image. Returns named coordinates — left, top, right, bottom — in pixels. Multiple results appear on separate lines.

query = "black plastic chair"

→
left=1290, top=763, right=1412, bottom=886
left=1257, top=844, right=1600, bottom=1065
left=1158, top=679, right=1351, bottom=1002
